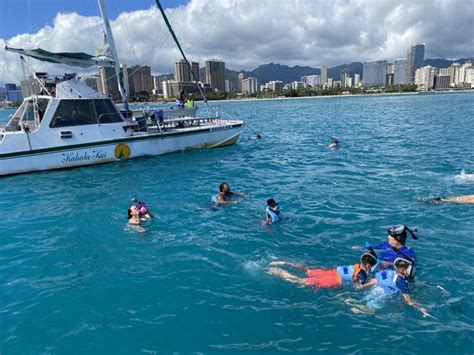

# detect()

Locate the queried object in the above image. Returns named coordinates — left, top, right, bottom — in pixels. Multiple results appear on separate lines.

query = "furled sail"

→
left=4, top=46, right=115, bottom=68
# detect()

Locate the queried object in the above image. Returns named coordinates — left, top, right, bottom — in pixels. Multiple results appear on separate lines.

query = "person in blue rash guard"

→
left=264, top=198, right=281, bottom=224
left=359, top=259, right=433, bottom=318
left=353, top=225, right=417, bottom=271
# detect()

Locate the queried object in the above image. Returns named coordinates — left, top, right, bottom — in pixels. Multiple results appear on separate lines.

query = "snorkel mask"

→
left=394, top=257, right=416, bottom=279
left=387, top=224, right=418, bottom=242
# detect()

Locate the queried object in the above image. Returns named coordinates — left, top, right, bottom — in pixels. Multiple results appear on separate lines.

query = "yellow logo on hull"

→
left=114, top=143, right=131, bottom=160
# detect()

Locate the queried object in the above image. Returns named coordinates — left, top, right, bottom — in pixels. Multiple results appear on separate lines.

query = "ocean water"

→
left=1, top=93, right=473, bottom=353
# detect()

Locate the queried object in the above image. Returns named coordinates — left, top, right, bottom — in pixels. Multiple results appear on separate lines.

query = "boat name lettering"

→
left=61, top=150, right=107, bottom=163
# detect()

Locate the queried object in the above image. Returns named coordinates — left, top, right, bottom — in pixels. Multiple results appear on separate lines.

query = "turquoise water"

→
left=1, top=93, right=473, bottom=353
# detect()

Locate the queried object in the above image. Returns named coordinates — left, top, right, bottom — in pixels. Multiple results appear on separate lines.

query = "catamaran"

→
left=0, top=0, right=244, bottom=176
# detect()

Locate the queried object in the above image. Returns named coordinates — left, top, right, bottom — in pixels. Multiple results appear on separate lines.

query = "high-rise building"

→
left=414, top=65, right=436, bottom=91
left=340, top=69, right=350, bottom=87
left=321, top=65, right=328, bottom=87
left=128, top=65, right=153, bottom=95
left=363, top=60, right=387, bottom=87
left=175, top=60, right=200, bottom=82
left=394, top=59, right=407, bottom=85
left=406, top=43, right=425, bottom=84
left=434, top=74, right=450, bottom=90
left=386, top=64, right=394, bottom=86
left=237, top=73, right=245, bottom=92
left=99, top=66, right=120, bottom=100
left=225, top=80, right=232, bottom=93
left=301, top=75, right=320, bottom=88
left=205, top=60, right=225, bottom=91
left=327, top=78, right=333, bottom=88
left=265, top=80, right=283, bottom=91
left=354, top=74, right=361, bottom=87
left=241, top=77, right=258, bottom=93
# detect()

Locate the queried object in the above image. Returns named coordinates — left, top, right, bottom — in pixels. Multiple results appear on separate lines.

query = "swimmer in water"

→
left=329, top=138, right=339, bottom=149
left=213, top=182, right=250, bottom=205
left=352, top=225, right=417, bottom=273
left=128, top=205, right=141, bottom=225
left=131, top=198, right=153, bottom=218
left=359, top=258, right=433, bottom=318
left=268, top=252, right=377, bottom=289
left=431, top=194, right=474, bottom=204
left=264, top=198, right=281, bottom=224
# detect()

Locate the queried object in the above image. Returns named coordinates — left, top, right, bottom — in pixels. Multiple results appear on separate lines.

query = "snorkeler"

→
left=430, top=194, right=474, bottom=204
left=268, top=252, right=377, bottom=289
left=212, top=182, right=250, bottom=205
left=131, top=198, right=153, bottom=218
left=329, top=138, right=339, bottom=149
left=359, top=258, right=433, bottom=318
left=353, top=225, right=417, bottom=271
left=264, top=198, right=281, bottom=224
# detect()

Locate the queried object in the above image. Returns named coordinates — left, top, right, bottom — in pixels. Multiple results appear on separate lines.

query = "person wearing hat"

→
left=352, top=225, right=417, bottom=267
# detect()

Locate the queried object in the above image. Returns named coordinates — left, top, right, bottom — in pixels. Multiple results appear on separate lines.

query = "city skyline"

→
left=0, top=0, right=473, bottom=85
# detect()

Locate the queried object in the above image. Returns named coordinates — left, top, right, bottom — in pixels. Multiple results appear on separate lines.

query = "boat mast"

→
left=154, top=0, right=208, bottom=103
left=97, top=0, right=129, bottom=111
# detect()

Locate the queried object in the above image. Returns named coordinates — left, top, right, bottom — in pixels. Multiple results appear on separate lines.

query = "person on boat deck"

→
left=431, top=194, right=474, bottom=204
left=358, top=258, right=433, bottom=318
left=267, top=252, right=377, bottom=289
left=352, top=224, right=417, bottom=271
left=264, top=198, right=281, bottom=224
left=175, top=91, right=185, bottom=108
left=214, top=182, right=250, bottom=205
left=329, top=138, right=339, bottom=149
left=185, top=93, right=195, bottom=109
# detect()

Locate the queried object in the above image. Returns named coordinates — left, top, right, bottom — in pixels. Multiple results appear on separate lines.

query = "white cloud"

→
left=1, top=0, right=473, bottom=84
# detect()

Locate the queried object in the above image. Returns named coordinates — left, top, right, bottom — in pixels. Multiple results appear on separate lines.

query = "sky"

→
left=1, top=0, right=473, bottom=85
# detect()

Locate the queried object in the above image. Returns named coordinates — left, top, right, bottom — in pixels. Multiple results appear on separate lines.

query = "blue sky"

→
left=1, top=0, right=472, bottom=84
left=1, top=0, right=189, bottom=39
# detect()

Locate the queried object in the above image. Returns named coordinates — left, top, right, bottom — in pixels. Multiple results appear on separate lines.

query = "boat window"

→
left=50, top=99, right=97, bottom=128
left=4, top=101, right=27, bottom=131
left=94, top=99, right=123, bottom=123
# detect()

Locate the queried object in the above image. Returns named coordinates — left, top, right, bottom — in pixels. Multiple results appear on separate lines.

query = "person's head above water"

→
left=394, top=258, right=415, bottom=278
left=267, top=198, right=278, bottom=208
left=332, top=138, right=339, bottom=144
left=387, top=224, right=418, bottom=246
left=360, top=252, right=377, bottom=272
left=219, top=182, right=230, bottom=193
left=128, top=205, right=138, bottom=219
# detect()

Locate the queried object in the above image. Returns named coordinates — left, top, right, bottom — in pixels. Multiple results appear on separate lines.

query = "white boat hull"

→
left=0, top=123, right=243, bottom=176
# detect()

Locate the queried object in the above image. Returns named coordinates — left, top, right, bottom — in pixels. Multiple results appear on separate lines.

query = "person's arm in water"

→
left=355, top=277, right=377, bottom=289
left=232, top=191, right=251, bottom=199
left=402, top=294, right=433, bottom=318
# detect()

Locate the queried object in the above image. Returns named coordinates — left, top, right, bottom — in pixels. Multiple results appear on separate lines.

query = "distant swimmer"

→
left=329, top=138, right=339, bottom=149
left=267, top=252, right=377, bottom=289
left=264, top=198, right=281, bottom=225
left=431, top=194, right=474, bottom=204
left=212, top=182, right=250, bottom=205
left=248, top=133, right=262, bottom=141
left=359, top=258, right=433, bottom=318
